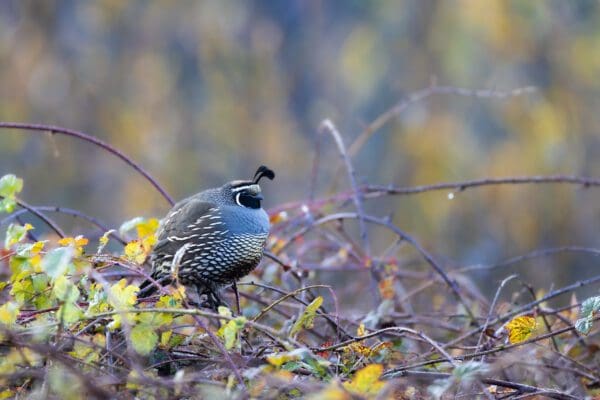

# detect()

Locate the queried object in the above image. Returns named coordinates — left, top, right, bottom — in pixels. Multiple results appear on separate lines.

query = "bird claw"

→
left=193, top=285, right=227, bottom=311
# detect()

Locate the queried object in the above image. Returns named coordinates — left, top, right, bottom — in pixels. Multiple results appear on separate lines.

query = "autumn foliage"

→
left=0, top=106, right=599, bottom=399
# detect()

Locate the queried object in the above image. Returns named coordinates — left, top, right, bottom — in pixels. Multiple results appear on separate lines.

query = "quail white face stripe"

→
left=231, top=184, right=261, bottom=193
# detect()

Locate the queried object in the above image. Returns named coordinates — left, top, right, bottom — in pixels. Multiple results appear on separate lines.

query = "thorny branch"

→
left=1, top=81, right=599, bottom=398
left=348, top=83, right=536, bottom=157
left=0, top=122, right=174, bottom=205
left=269, top=174, right=600, bottom=215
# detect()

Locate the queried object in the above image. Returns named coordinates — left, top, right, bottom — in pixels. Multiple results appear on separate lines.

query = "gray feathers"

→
left=142, top=166, right=274, bottom=308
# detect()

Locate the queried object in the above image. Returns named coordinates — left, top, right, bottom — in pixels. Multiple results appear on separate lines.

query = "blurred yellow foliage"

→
left=343, top=364, right=386, bottom=397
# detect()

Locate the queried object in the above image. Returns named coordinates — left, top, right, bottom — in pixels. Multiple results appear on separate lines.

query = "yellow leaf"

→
left=290, top=296, right=323, bottom=336
left=58, top=235, right=88, bottom=256
left=160, top=330, right=172, bottom=347
left=0, top=302, right=19, bottom=326
left=124, top=240, right=146, bottom=264
left=169, top=285, right=186, bottom=301
left=31, top=241, right=45, bottom=254
left=343, top=364, right=385, bottom=396
left=107, top=279, right=139, bottom=330
left=342, top=323, right=374, bottom=356
left=124, top=232, right=156, bottom=264
left=217, top=316, right=246, bottom=350
left=109, top=278, right=139, bottom=308
left=4, top=223, right=33, bottom=249
left=30, top=254, right=42, bottom=272
left=126, top=370, right=141, bottom=390
left=136, top=218, right=159, bottom=238
left=378, top=276, right=395, bottom=300
left=141, top=234, right=157, bottom=253
left=505, top=315, right=537, bottom=344
left=269, top=237, right=286, bottom=254
left=130, top=324, right=158, bottom=355
left=156, top=294, right=182, bottom=309
left=58, top=236, right=88, bottom=248
left=97, top=230, right=115, bottom=254
left=269, top=211, right=288, bottom=225
left=356, top=323, right=367, bottom=337
left=307, top=383, right=348, bottom=400
left=99, top=233, right=110, bottom=247
left=69, top=341, right=99, bottom=363
left=266, top=349, right=303, bottom=368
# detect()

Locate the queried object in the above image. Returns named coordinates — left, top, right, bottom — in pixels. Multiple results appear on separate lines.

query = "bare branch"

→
left=0, top=122, right=174, bottom=205
left=349, top=84, right=536, bottom=157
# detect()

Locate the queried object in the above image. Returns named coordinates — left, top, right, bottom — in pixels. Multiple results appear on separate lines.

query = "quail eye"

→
left=235, top=192, right=261, bottom=209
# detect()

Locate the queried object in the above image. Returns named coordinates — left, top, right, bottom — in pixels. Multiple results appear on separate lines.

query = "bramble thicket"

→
left=0, top=102, right=599, bottom=398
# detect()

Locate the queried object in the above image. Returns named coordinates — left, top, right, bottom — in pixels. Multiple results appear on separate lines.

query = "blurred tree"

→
left=0, top=0, right=597, bottom=290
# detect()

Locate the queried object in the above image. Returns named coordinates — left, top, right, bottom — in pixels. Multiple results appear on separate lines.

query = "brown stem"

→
left=0, top=122, right=174, bottom=205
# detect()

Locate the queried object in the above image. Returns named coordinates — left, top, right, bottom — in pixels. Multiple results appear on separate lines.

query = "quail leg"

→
left=195, top=284, right=227, bottom=311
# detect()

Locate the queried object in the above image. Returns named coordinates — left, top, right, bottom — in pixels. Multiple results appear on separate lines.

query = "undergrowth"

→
left=0, top=85, right=599, bottom=399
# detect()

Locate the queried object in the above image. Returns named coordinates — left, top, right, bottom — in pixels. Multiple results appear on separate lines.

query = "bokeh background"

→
left=0, top=1, right=598, bottom=296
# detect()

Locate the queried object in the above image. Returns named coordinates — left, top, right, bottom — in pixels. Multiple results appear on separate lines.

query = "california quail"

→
left=140, top=166, right=275, bottom=309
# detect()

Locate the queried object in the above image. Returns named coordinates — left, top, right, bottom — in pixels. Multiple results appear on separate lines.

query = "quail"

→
left=140, top=166, right=275, bottom=309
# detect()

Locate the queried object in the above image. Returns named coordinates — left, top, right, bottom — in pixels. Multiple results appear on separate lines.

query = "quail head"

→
left=140, top=165, right=275, bottom=309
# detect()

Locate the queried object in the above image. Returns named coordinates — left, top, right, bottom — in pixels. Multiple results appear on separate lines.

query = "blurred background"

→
left=0, top=1, right=598, bottom=296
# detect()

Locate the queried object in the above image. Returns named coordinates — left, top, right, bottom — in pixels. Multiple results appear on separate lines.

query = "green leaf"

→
left=0, top=174, right=23, bottom=214
left=266, top=349, right=305, bottom=368
left=281, top=361, right=302, bottom=372
left=86, top=283, right=110, bottom=315
left=575, top=318, right=593, bottom=335
left=31, top=274, right=49, bottom=293
left=0, top=198, right=16, bottom=214
left=453, top=361, right=488, bottom=381
left=138, top=308, right=172, bottom=327
left=156, top=294, right=182, bottom=309
left=217, top=316, right=247, bottom=350
left=581, top=296, right=600, bottom=317
left=16, top=241, right=46, bottom=257
left=33, top=294, right=53, bottom=310
left=4, top=223, right=33, bottom=249
left=52, top=275, right=80, bottom=302
left=41, top=247, right=74, bottom=280
left=57, top=302, right=82, bottom=325
left=575, top=296, right=600, bottom=334
left=290, top=296, right=323, bottom=337
left=302, top=356, right=331, bottom=378
left=130, top=325, right=158, bottom=355
left=428, top=378, right=452, bottom=400
left=10, top=278, right=33, bottom=305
